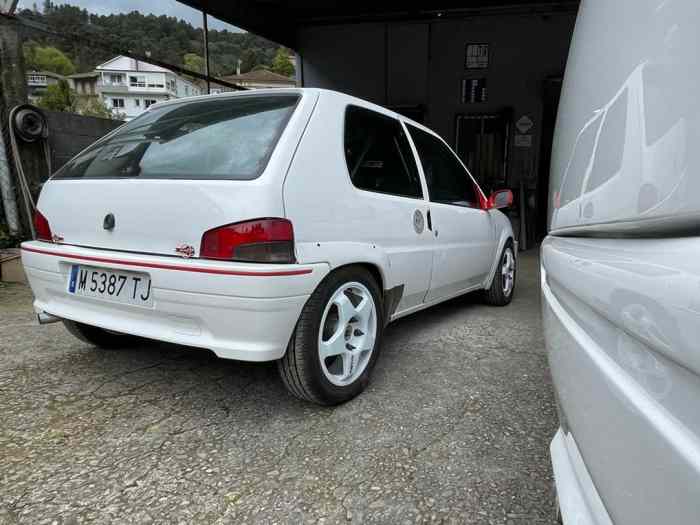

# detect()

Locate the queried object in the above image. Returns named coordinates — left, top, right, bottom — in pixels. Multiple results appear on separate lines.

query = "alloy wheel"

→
left=318, top=282, right=377, bottom=386
left=502, top=248, right=515, bottom=296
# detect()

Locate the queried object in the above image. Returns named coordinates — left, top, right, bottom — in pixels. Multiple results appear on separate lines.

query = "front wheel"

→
left=484, top=242, right=516, bottom=306
left=278, top=267, right=383, bottom=405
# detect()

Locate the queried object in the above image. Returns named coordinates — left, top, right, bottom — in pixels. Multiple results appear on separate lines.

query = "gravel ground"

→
left=0, top=250, right=557, bottom=524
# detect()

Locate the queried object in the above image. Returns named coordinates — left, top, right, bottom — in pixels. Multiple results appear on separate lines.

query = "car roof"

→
left=147, top=87, right=440, bottom=139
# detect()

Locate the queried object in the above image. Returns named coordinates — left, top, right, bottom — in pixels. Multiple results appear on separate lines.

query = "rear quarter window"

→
left=344, top=105, right=423, bottom=199
left=53, top=94, right=300, bottom=181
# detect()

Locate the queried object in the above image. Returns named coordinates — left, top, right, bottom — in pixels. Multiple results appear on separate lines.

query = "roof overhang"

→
left=178, top=1, right=579, bottom=48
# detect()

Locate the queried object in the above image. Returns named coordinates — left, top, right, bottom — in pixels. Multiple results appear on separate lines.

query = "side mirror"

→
left=487, top=189, right=513, bottom=210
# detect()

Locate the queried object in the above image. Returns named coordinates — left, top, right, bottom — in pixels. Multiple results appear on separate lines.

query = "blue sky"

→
left=17, top=0, right=242, bottom=31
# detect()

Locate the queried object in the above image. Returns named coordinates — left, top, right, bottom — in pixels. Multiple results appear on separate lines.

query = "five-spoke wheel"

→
left=278, top=266, right=383, bottom=405
left=484, top=241, right=516, bottom=306
left=319, top=282, right=377, bottom=386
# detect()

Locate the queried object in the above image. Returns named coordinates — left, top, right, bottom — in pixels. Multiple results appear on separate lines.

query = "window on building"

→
left=134, top=99, right=141, bottom=107
left=27, top=74, right=47, bottom=85
left=108, top=73, right=125, bottom=85
left=129, top=75, right=146, bottom=87
left=112, top=98, right=125, bottom=108
left=147, top=83, right=164, bottom=88
left=408, top=124, right=480, bottom=207
left=344, top=105, right=423, bottom=199
left=144, top=99, right=157, bottom=108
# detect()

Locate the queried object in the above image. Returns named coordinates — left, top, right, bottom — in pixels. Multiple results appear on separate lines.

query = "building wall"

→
left=297, top=12, right=576, bottom=188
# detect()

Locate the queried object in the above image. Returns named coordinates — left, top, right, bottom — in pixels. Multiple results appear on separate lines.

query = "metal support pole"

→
left=202, top=10, right=210, bottom=95
left=0, top=123, right=20, bottom=235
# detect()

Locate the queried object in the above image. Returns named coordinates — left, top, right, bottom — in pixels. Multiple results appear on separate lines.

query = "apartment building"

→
left=96, top=56, right=201, bottom=120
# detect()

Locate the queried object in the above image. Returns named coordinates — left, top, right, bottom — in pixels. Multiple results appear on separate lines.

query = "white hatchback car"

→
left=22, top=88, right=516, bottom=404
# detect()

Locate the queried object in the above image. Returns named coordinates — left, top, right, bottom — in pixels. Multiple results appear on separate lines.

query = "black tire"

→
left=484, top=240, right=516, bottom=306
left=63, top=320, right=145, bottom=349
left=278, top=266, right=384, bottom=405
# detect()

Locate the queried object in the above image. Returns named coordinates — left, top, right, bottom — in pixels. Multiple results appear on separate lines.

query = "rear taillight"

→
left=34, top=210, right=52, bottom=241
left=200, top=218, right=295, bottom=263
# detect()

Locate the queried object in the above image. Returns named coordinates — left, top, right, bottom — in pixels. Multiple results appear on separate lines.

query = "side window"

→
left=344, top=106, right=423, bottom=199
left=586, top=89, right=628, bottom=193
left=407, top=125, right=480, bottom=207
left=559, top=114, right=602, bottom=206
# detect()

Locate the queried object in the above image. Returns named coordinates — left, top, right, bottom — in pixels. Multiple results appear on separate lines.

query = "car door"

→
left=406, top=124, right=496, bottom=303
left=342, top=106, right=434, bottom=314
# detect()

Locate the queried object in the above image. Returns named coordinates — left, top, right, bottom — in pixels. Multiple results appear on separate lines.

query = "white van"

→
left=544, top=0, right=700, bottom=523
left=22, top=89, right=515, bottom=405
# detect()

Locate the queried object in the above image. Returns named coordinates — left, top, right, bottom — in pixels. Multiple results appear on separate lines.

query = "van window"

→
left=52, top=94, right=300, bottom=181
left=587, top=89, right=628, bottom=193
left=344, top=106, right=423, bottom=199
left=559, top=114, right=602, bottom=206
left=407, top=125, right=480, bottom=208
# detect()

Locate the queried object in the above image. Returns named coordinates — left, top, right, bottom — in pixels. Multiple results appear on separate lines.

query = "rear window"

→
left=53, top=94, right=300, bottom=181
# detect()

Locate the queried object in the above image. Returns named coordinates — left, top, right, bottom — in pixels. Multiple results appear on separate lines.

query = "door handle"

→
left=426, top=210, right=432, bottom=231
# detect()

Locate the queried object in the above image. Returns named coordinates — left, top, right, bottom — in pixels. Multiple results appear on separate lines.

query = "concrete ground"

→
left=0, top=250, right=557, bottom=524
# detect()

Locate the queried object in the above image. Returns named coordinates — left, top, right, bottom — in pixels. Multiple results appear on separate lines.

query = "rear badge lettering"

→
left=175, top=244, right=195, bottom=258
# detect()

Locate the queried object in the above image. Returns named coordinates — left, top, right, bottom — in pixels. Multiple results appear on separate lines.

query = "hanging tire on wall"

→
left=278, top=266, right=384, bottom=405
left=484, top=241, right=516, bottom=306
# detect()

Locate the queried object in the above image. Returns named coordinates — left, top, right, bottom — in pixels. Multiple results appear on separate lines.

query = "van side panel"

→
left=549, top=0, right=700, bottom=234
left=542, top=236, right=700, bottom=524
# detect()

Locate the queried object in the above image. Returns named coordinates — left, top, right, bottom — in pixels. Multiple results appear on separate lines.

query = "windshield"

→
left=52, top=94, right=300, bottom=181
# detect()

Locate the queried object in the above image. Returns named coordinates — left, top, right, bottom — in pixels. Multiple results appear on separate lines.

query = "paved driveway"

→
left=0, top=251, right=556, bottom=524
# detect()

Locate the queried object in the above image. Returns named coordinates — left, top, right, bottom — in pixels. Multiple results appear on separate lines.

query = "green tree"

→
left=271, top=48, right=294, bottom=77
left=37, top=80, right=75, bottom=112
left=76, top=96, right=113, bottom=119
left=26, top=45, right=76, bottom=76
left=183, top=52, right=204, bottom=74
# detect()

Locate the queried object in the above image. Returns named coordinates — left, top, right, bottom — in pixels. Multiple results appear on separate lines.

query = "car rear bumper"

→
left=22, top=241, right=330, bottom=361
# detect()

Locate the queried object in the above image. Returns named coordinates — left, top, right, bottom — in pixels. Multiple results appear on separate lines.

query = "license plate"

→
left=67, top=265, right=153, bottom=307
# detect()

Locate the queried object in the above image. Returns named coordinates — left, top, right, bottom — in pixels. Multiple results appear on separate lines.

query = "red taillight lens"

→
left=34, top=210, right=53, bottom=241
left=200, top=218, right=295, bottom=263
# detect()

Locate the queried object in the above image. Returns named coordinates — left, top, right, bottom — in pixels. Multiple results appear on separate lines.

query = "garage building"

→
left=182, top=1, right=580, bottom=248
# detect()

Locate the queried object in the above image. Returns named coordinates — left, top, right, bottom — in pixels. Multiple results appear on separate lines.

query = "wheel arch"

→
left=484, top=232, right=516, bottom=290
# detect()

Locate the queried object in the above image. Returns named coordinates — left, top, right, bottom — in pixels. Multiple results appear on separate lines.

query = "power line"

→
left=0, top=12, right=246, bottom=91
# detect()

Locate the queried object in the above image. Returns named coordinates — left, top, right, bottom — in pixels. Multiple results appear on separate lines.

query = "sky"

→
left=17, top=0, right=243, bottom=31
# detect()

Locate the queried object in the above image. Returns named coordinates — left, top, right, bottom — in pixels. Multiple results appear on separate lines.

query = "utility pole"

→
left=202, top=9, right=210, bottom=95
left=0, top=8, right=29, bottom=237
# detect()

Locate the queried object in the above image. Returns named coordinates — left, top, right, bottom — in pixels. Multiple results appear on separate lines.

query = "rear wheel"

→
left=278, top=267, right=383, bottom=405
left=484, top=241, right=516, bottom=306
left=63, top=320, right=145, bottom=349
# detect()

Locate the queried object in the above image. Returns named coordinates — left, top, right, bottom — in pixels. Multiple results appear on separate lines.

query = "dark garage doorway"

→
left=455, top=111, right=512, bottom=194
left=536, top=77, right=563, bottom=241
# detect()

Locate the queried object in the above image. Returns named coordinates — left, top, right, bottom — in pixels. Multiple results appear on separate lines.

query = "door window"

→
left=559, top=114, right=602, bottom=206
left=408, top=125, right=480, bottom=207
left=586, top=89, right=627, bottom=193
left=344, top=105, right=423, bottom=199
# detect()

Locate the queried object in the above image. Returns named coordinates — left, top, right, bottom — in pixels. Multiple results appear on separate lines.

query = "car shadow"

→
left=71, top=290, right=485, bottom=411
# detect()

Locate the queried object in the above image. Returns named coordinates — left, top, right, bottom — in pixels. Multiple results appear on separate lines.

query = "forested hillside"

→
left=19, top=1, right=289, bottom=77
